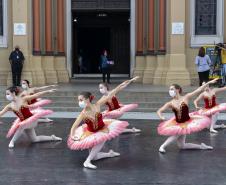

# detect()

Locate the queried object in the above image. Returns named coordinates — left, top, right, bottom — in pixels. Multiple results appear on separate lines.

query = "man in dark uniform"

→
left=9, top=46, right=25, bottom=86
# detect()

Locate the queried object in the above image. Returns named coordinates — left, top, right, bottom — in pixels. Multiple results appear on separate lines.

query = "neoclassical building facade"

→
left=0, top=0, right=225, bottom=86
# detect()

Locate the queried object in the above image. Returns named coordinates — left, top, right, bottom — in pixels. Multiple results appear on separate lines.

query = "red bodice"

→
left=204, top=95, right=217, bottom=109
left=105, top=96, right=121, bottom=111
left=172, top=102, right=190, bottom=123
left=83, top=112, right=105, bottom=132
left=27, top=93, right=37, bottom=105
left=13, top=106, right=33, bottom=121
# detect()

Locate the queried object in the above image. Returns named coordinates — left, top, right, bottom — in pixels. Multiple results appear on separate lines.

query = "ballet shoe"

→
left=159, top=147, right=166, bottom=153
left=220, top=124, right=226, bottom=128
left=132, top=127, right=141, bottom=133
left=210, top=128, right=218, bottom=133
left=109, top=150, right=120, bottom=157
left=51, top=135, right=62, bottom=141
left=201, top=143, right=213, bottom=150
left=8, top=142, right=15, bottom=148
left=45, top=118, right=53, bottom=122
left=83, top=161, right=97, bottom=169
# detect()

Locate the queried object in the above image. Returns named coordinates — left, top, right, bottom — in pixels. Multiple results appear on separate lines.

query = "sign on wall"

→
left=172, top=22, right=184, bottom=35
left=14, top=23, right=26, bottom=35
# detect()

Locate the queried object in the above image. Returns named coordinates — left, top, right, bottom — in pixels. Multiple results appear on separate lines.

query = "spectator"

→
left=195, top=47, right=211, bottom=86
left=99, top=49, right=112, bottom=84
left=9, top=46, right=25, bottom=86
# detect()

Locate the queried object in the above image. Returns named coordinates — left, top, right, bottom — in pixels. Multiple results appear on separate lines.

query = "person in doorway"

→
left=195, top=47, right=211, bottom=86
left=9, top=46, right=25, bottom=86
left=100, top=49, right=111, bottom=84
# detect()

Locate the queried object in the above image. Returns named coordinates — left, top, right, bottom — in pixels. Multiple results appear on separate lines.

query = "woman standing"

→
left=195, top=47, right=211, bottom=86
left=157, top=79, right=217, bottom=153
left=100, top=49, right=111, bottom=84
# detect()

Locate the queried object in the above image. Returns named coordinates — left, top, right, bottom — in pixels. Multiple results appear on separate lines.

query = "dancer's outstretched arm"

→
left=194, top=93, right=204, bottom=109
left=33, top=84, right=58, bottom=92
left=212, top=86, right=226, bottom=94
left=23, top=89, right=57, bottom=102
left=157, top=102, right=171, bottom=120
left=70, top=113, right=84, bottom=140
left=97, top=76, right=139, bottom=106
left=185, top=78, right=218, bottom=100
left=0, top=105, right=10, bottom=117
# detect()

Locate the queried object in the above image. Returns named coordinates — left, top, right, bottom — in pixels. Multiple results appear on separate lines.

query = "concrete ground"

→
left=0, top=118, right=226, bottom=185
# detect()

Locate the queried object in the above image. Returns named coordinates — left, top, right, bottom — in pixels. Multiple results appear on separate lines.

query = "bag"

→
left=107, top=60, right=114, bottom=66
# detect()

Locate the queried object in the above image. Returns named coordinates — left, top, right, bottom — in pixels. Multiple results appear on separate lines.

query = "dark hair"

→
left=99, top=83, right=110, bottom=90
left=172, top=84, right=182, bottom=94
left=198, top=47, right=205, bottom=57
left=23, top=79, right=30, bottom=87
left=79, top=92, right=95, bottom=102
left=7, top=86, right=20, bottom=96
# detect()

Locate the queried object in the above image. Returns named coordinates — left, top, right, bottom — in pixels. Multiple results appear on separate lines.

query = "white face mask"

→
left=21, top=84, right=28, bottom=89
left=99, top=88, right=107, bottom=94
left=6, top=94, right=14, bottom=101
left=79, top=101, right=87, bottom=109
left=169, top=90, right=176, bottom=97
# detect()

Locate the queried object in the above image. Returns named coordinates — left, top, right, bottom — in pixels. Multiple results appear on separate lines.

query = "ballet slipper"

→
left=201, top=143, right=213, bottom=150
left=210, top=128, right=218, bottom=133
left=159, top=146, right=166, bottom=153
left=8, top=141, right=15, bottom=148
left=83, top=161, right=97, bottom=169
left=109, top=150, right=120, bottom=157
left=51, top=135, right=62, bottom=141
left=132, top=127, right=141, bottom=133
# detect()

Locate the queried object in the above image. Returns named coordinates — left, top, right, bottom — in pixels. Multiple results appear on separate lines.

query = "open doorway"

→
left=72, top=11, right=130, bottom=76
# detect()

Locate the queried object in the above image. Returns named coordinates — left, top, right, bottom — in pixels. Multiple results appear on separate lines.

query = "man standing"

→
left=9, top=46, right=25, bottom=86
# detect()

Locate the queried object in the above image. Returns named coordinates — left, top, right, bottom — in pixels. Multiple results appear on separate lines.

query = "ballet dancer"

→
left=157, top=79, right=218, bottom=153
left=194, top=81, right=226, bottom=133
left=68, top=80, right=133, bottom=169
left=0, top=86, right=62, bottom=148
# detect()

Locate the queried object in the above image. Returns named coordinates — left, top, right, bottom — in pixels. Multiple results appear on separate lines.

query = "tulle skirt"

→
left=197, top=103, right=226, bottom=116
left=67, top=119, right=129, bottom=150
left=158, top=114, right=211, bottom=136
left=7, top=109, right=53, bottom=138
left=102, top=104, right=138, bottom=119
left=28, top=99, right=52, bottom=109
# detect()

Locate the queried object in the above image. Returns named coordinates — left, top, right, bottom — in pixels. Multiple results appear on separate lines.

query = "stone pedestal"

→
left=143, top=56, right=157, bottom=84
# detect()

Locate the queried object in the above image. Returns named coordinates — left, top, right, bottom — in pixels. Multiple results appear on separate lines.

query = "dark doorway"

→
left=72, top=11, right=130, bottom=75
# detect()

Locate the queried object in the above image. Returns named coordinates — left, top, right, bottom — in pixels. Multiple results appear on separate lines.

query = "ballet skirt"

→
left=102, top=96, right=138, bottom=119
left=7, top=106, right=53, bottom=138
left=67, top=112, right=128, bottom=150
left=197, top=95, right=226, bottom=116
left=158, top=102, right=211, bottom=136
left=26, top=93, right=52, bottom=109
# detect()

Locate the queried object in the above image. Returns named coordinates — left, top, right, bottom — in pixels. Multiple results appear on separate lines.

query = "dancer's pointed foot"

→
left=210, top=128, right=218, bottom=133
left=201, top=143, right=213, bottom=150
left=220, top=124, right=226, bottom=128
left=83, top=161, right=97, bottom=169
left=8, top=141, right=15, bottom=148
left=132, top=127, right=141, bottom=133
left=51, top=135, right=62, bottom=141
left=109, top=150, right=120, bottom=157
left=159, top=146, right=166, bottom=153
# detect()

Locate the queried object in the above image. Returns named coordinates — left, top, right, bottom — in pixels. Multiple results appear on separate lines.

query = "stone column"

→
left=42, top=0, right=58, bottom=84
left=7, top=0, right=33, bottom=86
left=133, top=0, right=145, bottom=82
left=164, top=0, right=190, bottom=86
left=55, top=0, right=69, bottom=83
left=143, top=0, right=157, bottom=84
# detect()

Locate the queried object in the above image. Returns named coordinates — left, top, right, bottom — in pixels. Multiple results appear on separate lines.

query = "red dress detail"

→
left=204, top=95, right=217, bottom=109
left=27, top=93, right=38, bottom=105
left=172, top=102, right=190, bottom=123
left=105, top=96, right=121, bottom=111
left=83, top=112, right=105, bottom=132
left=13, top=106, right=33, bottom=121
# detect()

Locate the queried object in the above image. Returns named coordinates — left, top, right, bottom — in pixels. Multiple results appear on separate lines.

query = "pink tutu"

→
left=102, top=104, right=138, bottom=119
left=197, top=103, right=226, bottom=116
left=67, top=119, right=129, bottom=150
left=28, top=99, right=52, bottom=109
left=158, top=114, right=211, bottom=136
left=7, top=109, right=53, bottom=138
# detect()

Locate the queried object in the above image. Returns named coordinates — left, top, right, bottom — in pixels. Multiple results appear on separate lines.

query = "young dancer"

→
left=194, top=82, right=226, bottom=133
left=157, top=79, right=217, bottom=153
left=68, top=80, right=138, bottom=169
left=0, top=86, right=62, bottom=148
left=99, top=77, right=140, bottom=133
left=21, top=79, right=55, bottom=122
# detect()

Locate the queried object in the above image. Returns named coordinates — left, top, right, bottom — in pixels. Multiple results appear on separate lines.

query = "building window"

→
left=0, top=0, right=7, bottom=47
left=195, top=0, right=216, bottom=35
left=190, top=0, right=224, bottom=47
